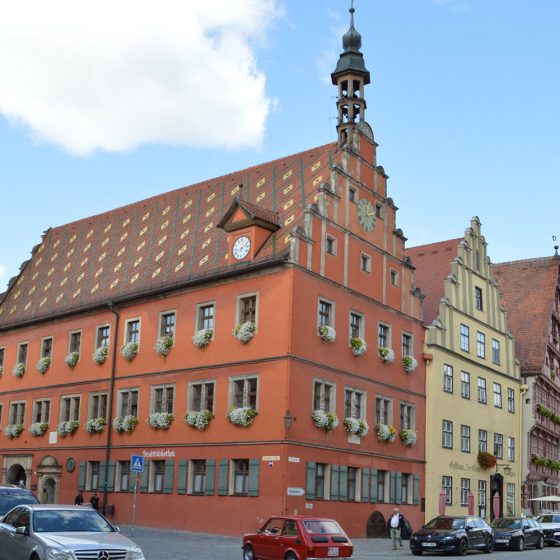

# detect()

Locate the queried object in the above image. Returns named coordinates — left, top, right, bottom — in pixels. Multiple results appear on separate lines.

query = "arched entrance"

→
left=6, top=464, right=26, bottom=486
left=41, top=477, right=56, bottom=504
left=366, top=511, right=387, bottom=538
left=37, top=456, right=61, bottom=504
left=490, top=473, right=504, bottom=520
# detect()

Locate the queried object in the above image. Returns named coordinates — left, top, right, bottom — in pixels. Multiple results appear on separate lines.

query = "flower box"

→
left=192, top=329, right=213, bottom=349
left=65, top=352, right=80, bottom=368
left=350, top=337, right=367, bottom=357
left=184, top=410, right=215, bottom=431
left=113, top=415, right=138, bottom=434
left=121, top=342, right=139, bottom=361
left=477, top=451, right=497, bottom=470
left=155, top=336, right=173, bottom=357
left=30, top=422, right=49, bottom=436
left=375, top=423, right=397, bottom=442
left=233, top=322, right=256, bottom=344
left=5, top=424, right=24, bottom=439
left=57, top=420, right=79, bottom=437
left=147, top=412, right=174, bottom=430
left=399, top=428, right=418, bottom=447
left=12, top=362, right=26, bottom=377
left=311, top=409, right=339, bottom=433
left=227, top=407, right=258, bottom=427
left=36, top=357, right=51, bottom=374
left=344, top=417, right=369, bottom=437
left=402, top=355, right=418, bottom=373
left=93, top=346, right=109, bottom=365
left=378, top=347, right=394, bottom=363
left=85, top=418, right=106, bottom=434
left=318, top=325, right=336, bottom=343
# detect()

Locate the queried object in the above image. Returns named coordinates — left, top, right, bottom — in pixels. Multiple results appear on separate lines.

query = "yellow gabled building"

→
left=408, top=217, right=522, bottom=522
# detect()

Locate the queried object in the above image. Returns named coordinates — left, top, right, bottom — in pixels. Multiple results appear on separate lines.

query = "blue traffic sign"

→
left=131, top=455, right=144, bottom=473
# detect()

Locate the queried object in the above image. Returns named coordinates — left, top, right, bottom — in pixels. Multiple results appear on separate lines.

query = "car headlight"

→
left=46, top=549, right=73, bottom=560
left=127, top=547, right=145, bottom=560
left=442, top=536, right=455, bottom=541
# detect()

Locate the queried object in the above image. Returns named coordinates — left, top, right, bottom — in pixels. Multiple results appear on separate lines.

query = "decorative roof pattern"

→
left=0, top=143, right=339, bottom=327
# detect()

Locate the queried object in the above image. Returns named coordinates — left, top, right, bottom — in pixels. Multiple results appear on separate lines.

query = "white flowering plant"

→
left=400, top=428, right=418, bottom=447
left=375, top=422, right=397, bottom=442
left=85, top=418, right=106, bottom=434
left=318, top=325, right=336, bottom=343
left=93, top=345, right=109, bottom=365
left=227, top=407, right=258, bottom=427
left=57, top=420, right=79, bottom=437
left=12, top=363, right=26, bottom=377
left=192, top=329, right=213, bottom=349
left=155, top=336, right=173, bottom=357
left=5, top=424, right=24, bottom=439
left=113, top=415, right=138, bottom=434
left=121, top=342, right=139, bottom=361
left=378, top=347, right=395, bottom=363
left=402, top=355, right=418, bottom=373
left=233, top=322, right=256, bottom=344
left=344, top=417, right=369, bottom=437
left=36, top=357, right=51, bottom=374
left=65, top=352, right=80, bottom=368
left=184, top=410, right=214, bottom=431
left=30, top=422, right=49, bottom=436
left=311, top=409, right=339, bottom=433
left=147, top=412, right=174, bottom=430
left=350, top=337, right=367, bottom=357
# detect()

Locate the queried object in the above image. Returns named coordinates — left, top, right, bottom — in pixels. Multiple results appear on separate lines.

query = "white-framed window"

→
left=117, top=388, right=139, bottom=417
left=475, top=287, right=483, bottom=311
left=87, top=461, right=100, bottom=491
left=17, top=342, right=28, bottom=366
left=493, top=383, right=502, bottom=408
left=124, top=318, right=141, bottom=344
left=443, top=364, right=454, bottom=393
left=116, top=461, right=131, bottom=492
left=378, top=323, right=390, bottom=348
left=461, top=478, right=470, bottom=507
left=189, top=460, right=207, bottom=495
left=40, top=337, right=53, bottom=359
left=442, top=475, right=453, bottom=505
left=461, top=425, right=471, bottom=453
left=390, top=268, right=399, bottom=287
left=400, top=402, right=415, bottom=430
left=188, top=380, right=215, bottom=412
left=238, top=293, right=258, bottom=325
left=313, top=379, right=335, bottom=412
left=231, top=459, right=250, bottom=496
left=478, top=377, right=487, bottom=404
left=461, top=371, right=471, bottom=399
left=315, top=463, right=330, bottom=500
left=360, top=252, right=371, bottom=273
left=150, top=460, right=165, bottom=493
left=507, top=388, right=515, bottom=413
left=377, top=470, right=388, bottom=503
left=492, top=339, right=501, bottom=364
left=318, top=298, right=334, bottom=327
left=326, top=235, right=337, bottom=256
left=9, top=401, right=25, bottom=425
left=402, top=333, right=413, bottom=356
left=442, top=420, right=453, bottom=449
left=68, top=331, right=81, bottom=354
left=344, top=387, right=365, bottom=419
left=151, top=384, right=175, bottom=414
left=32, top=399, right=51, bottom=424
left=59, top=395, right=80, bottom=422
left=508, top=437, right=515, bottom=461
left=349, top=311, right=364, bottom=339
left=507, top=483, right=515, bottom=516
left=478, top=480, right=487, bottom=515
left=478, top=429, right=488, bottom=452
left=230, top=376, right=258, bottom=409
left=88, top=392, right=108, bottom=420
left=159, top=310, right=176, bottom=339
left=494, top=433, right=504, bottom=459
left=197, top=302, right=215, bottom=331
left=95, top=324, right=110, bottom=349
left=460, top=324, right=470, bottom=352
left=477, top=331, right=486, bottom=359
left=375, top=396, right=392, bottom=425
left=347, top=466, right=359, bottom=502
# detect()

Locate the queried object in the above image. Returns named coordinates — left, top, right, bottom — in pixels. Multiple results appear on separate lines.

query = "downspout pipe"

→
left=103, top=300, right=120, bottom=515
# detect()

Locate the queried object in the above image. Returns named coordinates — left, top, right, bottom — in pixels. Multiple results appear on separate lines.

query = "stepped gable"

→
left=0, top=142, right=339, bottom=328
left=407, top=238, right=462, bottom=325
left=493, top=257, right=560, bottom=373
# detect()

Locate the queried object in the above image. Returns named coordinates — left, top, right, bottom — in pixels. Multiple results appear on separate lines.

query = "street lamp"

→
left=496, top=463, right=512, bottom=475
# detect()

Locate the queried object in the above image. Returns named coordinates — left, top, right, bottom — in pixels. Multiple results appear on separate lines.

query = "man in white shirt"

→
left=388, top=507, right=405, bottom=550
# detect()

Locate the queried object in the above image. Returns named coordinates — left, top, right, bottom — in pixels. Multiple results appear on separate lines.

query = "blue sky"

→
left=1, top=0, right=558, bottom=291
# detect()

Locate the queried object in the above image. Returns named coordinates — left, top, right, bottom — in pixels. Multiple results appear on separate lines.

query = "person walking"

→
left=74, top=491, right=84, bottom=505
left=89, top=492, right=99, bottom=511
left=388, top=507, right=406, bottom=550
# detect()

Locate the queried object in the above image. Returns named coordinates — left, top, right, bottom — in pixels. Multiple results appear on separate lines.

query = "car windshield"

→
left=0, top=494, right=39, bottom=515
left=303, top=520, right=343, bottom=535
left=491, top=518, right=521, bottom=529
left=425, top=518, right=465, bottom=530
left=33, top=510, right=115, bottom=533
left=537, top=514, right=560, bottom=524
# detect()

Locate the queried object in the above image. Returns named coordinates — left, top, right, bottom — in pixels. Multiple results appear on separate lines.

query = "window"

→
left=493, top=383, right=502, bottom=408
left=239, top=295, right=257, bottom=324
left=443, top=364, right=454, bottom=393
left=508, top=437, right=515, bottom=461
left=60, top=395, right=80, bottom=422
left=442, top=475, right=452, bottom=505
left=349, top=312, right=363, bottom=339
left=390, top=269, right=399, bottom=287
left=151, top=461, right=165, bottom=493
left=313, top=380, right=334, bottom=412
left=507, top=388, right=515, bottom=413
left=377, top=470, right=387, bottom=502
left=198, top=303, right=215, bottom=331
left=461, top=478, right=470, bottom=507
left=347, top=467, right=358, bottom=501
left=233, top=459, right=250, bottom=496
left=442, top=420, right=453, bottom=449
left=152, top=385, right=175, bottom=414
left=460, top=324, right=470, bottom=352
left=17, top=342, right=28, bottom=365
left=318, top=299, right=333, bottom=327
left=401, top=474, right=411, bottom=504
left=478, top=429, right=488, bottom=452
left=231, top=376, right=258, bottom=409
left=117, top=389, right=139, bottom=417
left=0, top=347, right=4, bottom=371
left=326, top=235, right=337, bottom=256
left=478, top=480, right=487, bottom=517
left=400, top=403, right=415, bottom=430
left=9, top=401, right=25, bottom=425
left=117, top=461, right=131, bottom=492
left=461, top=371, right=471, bottom=399
left=88, top=461, right=100, bottom=491
left=477, top=377, right=487, bottom=404
left=349, top=187, right=356, bottom=203
left=125, top=319, right=140, bottom=344
left=492, top=339, right=501, bottom=364
left=191, top=460, right=207, bottom=494
left=477, top=332, right=486, bottom=358
left=375, top=204, right=382, bottom=218
left=32, top=399, right=50, bottom=424
left=375, top=396, right=391, bottom=425
left=461, top=425, right=471, bottom=453
left=378, top=324, right=390, bottom=348
left=41, top=337, right=53, bottom=359
left=69, top=331, right=81, bottom=354
left=88, top=393, right=108, bottom=420
left=159, top=311, right=176, bottom=339
left=344, top=388, right=364, bottom=419
left=402, top=333, right=412, bottom=356
left=360, top=253, right=371, bottom=273
left=475, top=287, right=483, bottom=310
left=189, top=381, right=215, bottom=412
left=315, top=463, right=328, bottom=500
left=494, top=433, right=503, bottom=459
left=0, top=403, right=3, bottom=427
left=507, top=483, right=515, bottom=516
left=96, top=325, right=110, bottom=348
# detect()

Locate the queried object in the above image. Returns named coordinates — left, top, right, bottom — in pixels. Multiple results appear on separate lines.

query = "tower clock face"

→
left=357, top=198, right=376, bottom=232
left=232, top=236, right=251, bottom=260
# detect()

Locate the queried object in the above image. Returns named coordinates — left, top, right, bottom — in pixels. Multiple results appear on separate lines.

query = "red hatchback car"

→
left=242, top=515, right=354, bottom=560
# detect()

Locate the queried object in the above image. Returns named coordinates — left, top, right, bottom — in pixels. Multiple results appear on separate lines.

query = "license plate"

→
left=328, top=547, right=339, bottom=556
left=422, top=542, right=437, bottom=547
left=496, top=539, right=509, bottom=543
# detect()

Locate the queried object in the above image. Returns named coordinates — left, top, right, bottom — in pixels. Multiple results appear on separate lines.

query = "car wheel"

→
left=412, top=551, right=423, bottom=556
left=243, top=544, right=256, bottom=560
left=514, top=537, right=524, bottom=552
left=483, top=537, right=493, bottom=553
left=536, top=535, right=544, bottom=549
left=284, top=553, right=297, bottom=560
left=457, top=539, right=468, bottom=556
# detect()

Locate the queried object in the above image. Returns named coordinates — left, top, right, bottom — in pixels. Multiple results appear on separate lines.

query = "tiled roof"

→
left=0, top=143, right=340, bottom=328
left=493, top=257, right=560, bottom=372
left=406, top=238, right=463, bottom=325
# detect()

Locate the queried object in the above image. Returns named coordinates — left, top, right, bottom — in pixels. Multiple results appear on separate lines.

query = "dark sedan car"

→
left=409, top=515, right=493, bottom=556
left=491, top=517, right=544, bottom=550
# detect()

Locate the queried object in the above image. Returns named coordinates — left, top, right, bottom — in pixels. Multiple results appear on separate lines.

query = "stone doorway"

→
left=41, top=477, right=57, bottom=504
left=37, top=456, right=61, bottom=504
left=6, top=464, right=26, bottom=486
left=366, top=510, right=387, bottom=538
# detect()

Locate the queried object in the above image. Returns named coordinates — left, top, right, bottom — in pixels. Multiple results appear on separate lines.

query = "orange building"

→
left=0, top=7, right=425, bottom=536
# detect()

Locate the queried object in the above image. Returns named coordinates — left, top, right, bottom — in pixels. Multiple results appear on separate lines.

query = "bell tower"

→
left=331, top=1, right=371, bottom=147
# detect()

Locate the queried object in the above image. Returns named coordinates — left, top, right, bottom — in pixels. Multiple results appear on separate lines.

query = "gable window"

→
left=189, top=381, right=215, bottom=412
left=443, top=364, right=453, bottom=393
left=239, top=295, right=257, bottom=324
left=442, top=420, right=453, bottom=449
left=88, top=393, right=108, bottom=420
left=69, top=331, right=81, bottom=354
left=360, top=253, right=371, bottom=273
left=152, top=385, right=175, bottom=414
left=508, top=437, right=515, bottom=461
left=461, top=371, right=471, bottom=399
left=461, top=425, right=471, bottom=453
left=460, top=324, right=470, bottom=352
left=477, top=377, right=487, bottom=404
left=400, top=403, right=415, bottom=430
left=442, top=476, right=453, bottom=505
left=344, top=388, right=365, bottom=419
left=493, top=383, right=502, bottom=408
left=461, top=478, right=471, bottom=507
left=494, top=433, right=504, bottom=459
left=117, top=389, right=139, bottom=417
left=9, top=401, right=25, bottom=425
left=314, top=380, right=334, bottom=412
left=96, top=325, right=110, bottom=349
left=41, top=337, right=53, bottom=359
left=60, top=395, right=80, bottom=422
left=17, top=343, right=28, bottom=366
left=232, top=459, right=250, bottom=496
left=375, top=396, right=392, bottom=425
left=378, top=323, right=390, bottom=348
left=125, top=319, right=140, bottom=344
left=402, top=333, right=412, bottom=356
left=507, top=388, right=515, bottom=413
left=231, top=376, right=258, bottom=409
left=390, top=269, right=399, bottom=287
left=475, top=287, right=483, bottom=310
left=318, top=299, right=333, bottom=327
left=492, top=339, right=501, bottom=364
left=478, top=429, right=488, bottom=452
left=32, top=399, right=50, bottom=424
left=477, top=332, right=486, bottom=359
left=326, top=235, right=337, bottom=256
left=198, top=303, right=215, bottom=331
left=349, top=312, right=363, bottom=339
left=159, top=311, right=176, bottom=339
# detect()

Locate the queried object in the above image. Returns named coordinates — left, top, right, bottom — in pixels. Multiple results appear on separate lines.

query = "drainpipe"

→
left=103, top=300, right=120, bottom=515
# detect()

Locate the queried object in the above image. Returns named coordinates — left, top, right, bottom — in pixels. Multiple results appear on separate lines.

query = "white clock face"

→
left=232, top=236, right=251, bottom=260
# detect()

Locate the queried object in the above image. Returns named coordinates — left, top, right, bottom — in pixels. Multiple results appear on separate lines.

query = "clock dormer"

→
left=217, top=196, right=280, bottom=262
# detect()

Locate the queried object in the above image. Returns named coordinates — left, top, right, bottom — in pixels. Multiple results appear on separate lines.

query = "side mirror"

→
left=114, top=526, right=121, bottom=533
left=15, top=526, right=27, bottom=536
left=256, top=528, right=262, bottom=534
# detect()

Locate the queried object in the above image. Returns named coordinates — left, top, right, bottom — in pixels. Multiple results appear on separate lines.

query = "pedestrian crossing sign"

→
left=131, top=455, right=144, bottom=473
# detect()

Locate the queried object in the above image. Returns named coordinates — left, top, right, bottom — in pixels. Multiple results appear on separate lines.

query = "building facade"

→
left=408, top=217, right=522, bottom=522
left=0, top=7, right=426, bottom=537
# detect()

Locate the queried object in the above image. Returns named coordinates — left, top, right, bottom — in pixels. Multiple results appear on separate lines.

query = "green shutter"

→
left=177, top=461, right=188, bottom=495
left=389, top=472, right=398, bottom=504
left=370, top=469, right=378, bottom=502
left=396, top=472, right=402, bottom=504
left=217, top=459, right=229, bottom=496
left=164, top=460, right=174, bottom=494
left=106, top=462, right=115, bottom=492
left=248, top=459, right=260, bottom=497
left=330, top=465, right=340, bottom=501
left=306, top=463, right=316, bottom=499
left=140, top=460, right=149, bottom=492
left=339, top=466, right=348, bottom=502
left=413, top=474, right=420, bottom=505
left=78, top=462, right=86, bottom=491
left=99, top=462, right=107, bottom=492
left=361, top=469, right=370, bottom=502
left=205, top=460, right=216, bottom=496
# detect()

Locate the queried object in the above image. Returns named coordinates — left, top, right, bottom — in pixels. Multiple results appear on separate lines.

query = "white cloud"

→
left=0, top=0, right=281, bottom=155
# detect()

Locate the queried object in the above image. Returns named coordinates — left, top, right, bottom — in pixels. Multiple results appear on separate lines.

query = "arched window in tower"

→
left=353, top=80, right=361, bottom=98
left=353, top=104, right=361, bottom=122
left=341, top=80, right=349, bottom=99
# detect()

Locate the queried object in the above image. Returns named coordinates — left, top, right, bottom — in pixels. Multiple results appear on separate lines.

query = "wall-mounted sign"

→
left=262, top=456, right=280, bottom=462
left=142, top=449, right=176, bottom=458
left=287, top=487, right=305, bottom=496
left=66, top=458, right=76, bottom=473
left=288, top=457, right=300, bottom=463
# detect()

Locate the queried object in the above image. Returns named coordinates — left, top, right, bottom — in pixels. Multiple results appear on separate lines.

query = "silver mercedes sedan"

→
left=0, top=504, right=145, bottom=560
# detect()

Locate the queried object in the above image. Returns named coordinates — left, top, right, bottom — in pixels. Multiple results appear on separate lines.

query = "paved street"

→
left=121, top=525, right=560, bottom=560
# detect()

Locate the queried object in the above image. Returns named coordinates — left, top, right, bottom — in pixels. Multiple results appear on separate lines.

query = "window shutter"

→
left=217, top=459, right=229, bottom=496
left=177, top=461, right=188, bottom=495
left=164, top=460, right=174, bottom=494
left=413, top=474, right=420, bottom=505
left=396, top=472, right=402, bottom=504
left=99, top=462, right=107, bottom=492
left=361, top=469, right=370, bottom=502
left=140, top=460, right=149, bottom=492
left=205, top=460, right=216, bottom=496
left=78, top=462, right=86, bottom=491
left=389, top=472, right=398, bottom=504
left=106, top=462, right=115, bottom=492
left=370, top=469, right=378, bottom=503
left=306, top=462, right=316, bottom=499
left=248, top=459, right=260, bottom=497
left=330, top=465, right=340, bottom=501
left=339, top=466, right=348, bottom=502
